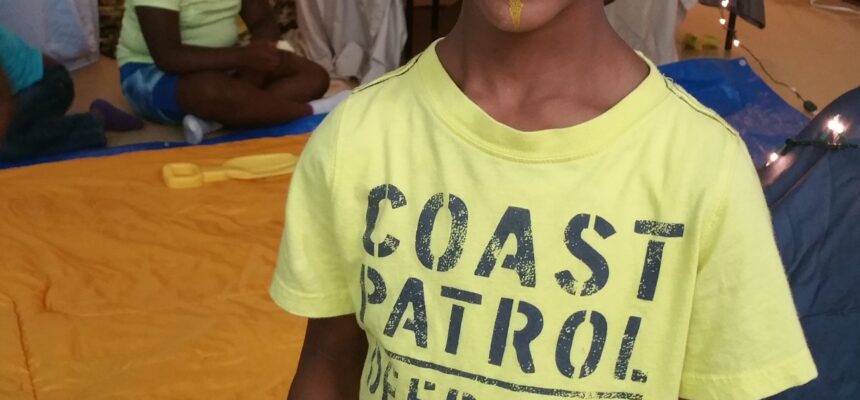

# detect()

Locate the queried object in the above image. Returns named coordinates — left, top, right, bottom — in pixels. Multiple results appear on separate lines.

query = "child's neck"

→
left=437, top=2, right=648, bottom=132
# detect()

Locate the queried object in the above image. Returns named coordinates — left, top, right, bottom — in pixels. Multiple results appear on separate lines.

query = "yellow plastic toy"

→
left=702, top=35, right=721, bottom=50
left=683, top=33, right=702, bottom=51
left=162, top=153, right=298, bottom=189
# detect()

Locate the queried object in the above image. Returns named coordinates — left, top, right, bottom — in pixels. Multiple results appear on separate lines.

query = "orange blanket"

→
left=0, top=136, right=310, bottom=399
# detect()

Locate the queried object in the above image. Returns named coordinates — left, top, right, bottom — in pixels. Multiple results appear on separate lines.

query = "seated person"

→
left=0, top=26, right=143, bottom=162
left=117, top=0, right=347, bottom=144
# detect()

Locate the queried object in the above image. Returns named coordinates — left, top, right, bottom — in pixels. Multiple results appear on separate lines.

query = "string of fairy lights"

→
left=716, top=0, right=819, bottom=114
left=713, top=1, right=855, bottom=167
left=717, top=0, right=741, bottom=48
left=766, top=114, right=856, bottom=167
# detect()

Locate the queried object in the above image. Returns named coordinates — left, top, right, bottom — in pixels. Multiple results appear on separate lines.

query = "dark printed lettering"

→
left=488, top=298, right=514, bottom=367
left=634, top=220, right=685, bottom=301
left=513, top=301, right=544, bottom=373
left=407, top=378, right=427, bottom=400
left=556, top=310, right=608, bottom=379
left=488, top=298, right=544, bottom=373
left=384, top=278, right=429, bottom=348
left=382, top=362, right=398, bottom=400
left=632, top=369, right=649, bottom=383
left=556, top=214, right=615, bottom=296
left=447, top=390, right=478, bottom=400
left=441, top=287, right=483, bottom=355
left=416, top=193, right=469, bottom=271
left=364, top=184, right=407, bottom=257
left=615, top=316, right=647, bottom=383
left=475, top=207, right=537, bottom=287
left=360, top=264, right=388, bottom=323
left=634, top=220, right=685, bottom=238
left=386, top=349, right=641, bottom=399
left=366, top=345, right=382, bottom=393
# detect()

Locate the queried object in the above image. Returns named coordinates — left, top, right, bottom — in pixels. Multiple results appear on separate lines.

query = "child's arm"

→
left=136, top=7, right=281, bottom=75
left=288, top=315, right=367, bottom=400
left=240, top=0, right=281, bottom=42
left=235, top=0, right=282, bottom=86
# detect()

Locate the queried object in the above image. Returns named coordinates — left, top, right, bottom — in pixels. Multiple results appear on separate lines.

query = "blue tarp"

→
left=659, top=57, right=810, bottom=166
left=1, top=57, right=809, bottom=170
left=0, top=113, right=326, bottom=169
left=761, top=87, right=860, bottom=399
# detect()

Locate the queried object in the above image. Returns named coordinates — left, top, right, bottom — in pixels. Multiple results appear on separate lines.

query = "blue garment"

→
left=120, top=63, right=185, bottom=124
left=0, top=25, right=44, bottom=94
left=764, top=86, right=860, bottom=400
left=0, top=63, right=105, bottom=162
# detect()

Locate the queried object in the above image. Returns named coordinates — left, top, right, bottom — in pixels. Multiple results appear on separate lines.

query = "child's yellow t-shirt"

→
left=116, top=0, right=241, bottom=66
left=270, top=44, right=817, bottom=400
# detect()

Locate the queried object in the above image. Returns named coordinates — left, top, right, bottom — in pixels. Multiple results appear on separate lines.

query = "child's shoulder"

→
left=656, top=75, right=747, bottom=159
left=641, top=74, right=758, bottom=197
left=661, top=76, right=738, bottom=139
left=309, top=56, right=425, bottom=149
left=354, top=54, right=423, bottom=94
left=343, top=54, right=425, bottom=111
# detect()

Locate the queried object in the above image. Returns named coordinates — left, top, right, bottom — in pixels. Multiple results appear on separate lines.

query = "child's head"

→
left=467, top=0, right=608, bottom=33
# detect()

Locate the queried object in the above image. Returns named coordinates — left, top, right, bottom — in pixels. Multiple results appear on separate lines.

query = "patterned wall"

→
left=98, top=0, right=125, bottom=57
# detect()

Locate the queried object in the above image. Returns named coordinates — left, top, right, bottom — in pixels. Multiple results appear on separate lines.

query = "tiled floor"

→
left=70, top=0, right=860, bottom=147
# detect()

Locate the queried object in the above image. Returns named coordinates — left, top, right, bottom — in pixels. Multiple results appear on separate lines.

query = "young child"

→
left=271, top=1, right=817, bottom=399
left=116, top=0, right=346, bottom=144
left=0, top=25, right=143, bottom=162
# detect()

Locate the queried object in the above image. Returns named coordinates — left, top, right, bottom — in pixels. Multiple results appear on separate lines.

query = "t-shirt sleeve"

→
left=133, top=0, right=181, bottom=11
left=269, top=103, right=355, bottom=318
left=680, top=138, right=817, bottom=400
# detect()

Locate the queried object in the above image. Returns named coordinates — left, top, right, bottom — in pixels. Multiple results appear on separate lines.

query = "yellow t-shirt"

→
left=270, top=43, right=817, bottom=400
left=116, top=0, right=241, bottom=66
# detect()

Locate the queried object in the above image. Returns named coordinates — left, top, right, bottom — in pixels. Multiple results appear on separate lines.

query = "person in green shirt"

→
left=117, top=0, right=344, bottom=144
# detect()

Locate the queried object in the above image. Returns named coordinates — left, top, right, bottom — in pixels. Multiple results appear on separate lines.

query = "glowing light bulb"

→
left=767, top=152, right=780, bottom=166
left=827, top=115, right=847, bottom=136
left=719, top=18, right=727, bottom=25
left=733, top=39, right=741, bottom=47
left=764, top=152, right=779, bottom=167
left=721, top=0, right=730, bottom=7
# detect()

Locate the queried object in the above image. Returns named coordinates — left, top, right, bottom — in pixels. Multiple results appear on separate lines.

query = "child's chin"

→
left=489, top=18, right=551, bottom=34
left=478, top=2, right=571, bottom=33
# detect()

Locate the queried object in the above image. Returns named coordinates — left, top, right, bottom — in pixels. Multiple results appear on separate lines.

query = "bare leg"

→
left=176, top=70, right=312, bottom=128
left=263, top=52, right=330, bottom=103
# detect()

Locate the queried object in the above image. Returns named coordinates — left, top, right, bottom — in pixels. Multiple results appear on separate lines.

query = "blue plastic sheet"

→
left=660, top=57, right=810, bottom=166
left=0, top=113, right=326, bottom=170
left=760, top=87, right=860, bottom=400
left=2, top=58, right=810, bottom=169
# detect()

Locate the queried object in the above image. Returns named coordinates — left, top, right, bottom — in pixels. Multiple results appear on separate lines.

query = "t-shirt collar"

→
left=416, top=39, right=670, bottom=162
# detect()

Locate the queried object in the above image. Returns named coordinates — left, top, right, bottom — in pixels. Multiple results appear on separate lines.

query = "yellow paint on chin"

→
left=509, top=0, right=524, bottom=30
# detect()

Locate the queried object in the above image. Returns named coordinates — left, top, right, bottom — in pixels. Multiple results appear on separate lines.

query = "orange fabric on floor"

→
left=0, top=136, right=310, bottom=399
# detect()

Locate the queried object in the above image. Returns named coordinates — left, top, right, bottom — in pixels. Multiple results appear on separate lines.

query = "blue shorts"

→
left=120, top=63, right=185, bottom=124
